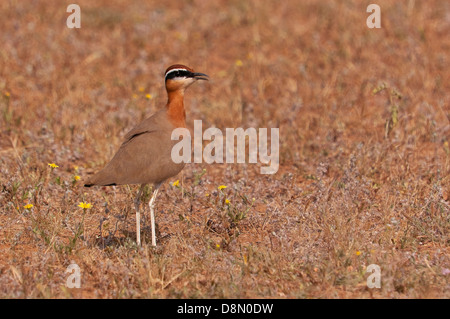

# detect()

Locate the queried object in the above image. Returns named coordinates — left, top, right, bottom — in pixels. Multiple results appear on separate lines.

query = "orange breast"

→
left=166, top=91, right=186, bottom=128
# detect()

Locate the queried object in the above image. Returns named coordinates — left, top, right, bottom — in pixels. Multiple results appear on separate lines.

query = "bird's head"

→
left=164, top=64, right=209, bottom=92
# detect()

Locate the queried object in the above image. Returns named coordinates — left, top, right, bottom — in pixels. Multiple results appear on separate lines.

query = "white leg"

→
left=149, top=183, right=161, bottom=247
left=134, top=184, right=145, bottom=246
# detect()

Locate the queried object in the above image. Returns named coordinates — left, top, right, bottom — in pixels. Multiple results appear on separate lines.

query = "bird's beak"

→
left=193, top=72, right=209, bottom=81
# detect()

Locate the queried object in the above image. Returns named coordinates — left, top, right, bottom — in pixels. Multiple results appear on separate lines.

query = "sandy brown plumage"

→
left=84, top=64, right=208, bottom=246
left=84, top=109, right=185, bottom=187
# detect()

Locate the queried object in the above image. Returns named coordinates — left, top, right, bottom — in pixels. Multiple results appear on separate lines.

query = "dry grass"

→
left=0, top=0, right=449, bottom=298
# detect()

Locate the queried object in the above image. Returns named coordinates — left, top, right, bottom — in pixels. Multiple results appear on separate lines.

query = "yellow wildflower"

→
left=175, top=31, right=183, bottom=40
left=356, top=251, right=361, bottom=256
left=138, top=87, right=145, bottom=92
left=225, top=199, right=230, bottom=205
left=145, top=93, right=153, bottom=100
left=172, top=180, right=180, bottom=187
left=48, top=163, right=59, bottom=168
left=23, top=204, right=33, bottom=209
left=218, top=185, right=227, bottom=191
left=74, top=175, right=81, bottom=181
left=4, top=92, right=10, bottom=97
left=217, top=70, right=227, bottom=78
left=78, top=202, right=91, bottom=209
left=235, top=59, right=243, bottom=67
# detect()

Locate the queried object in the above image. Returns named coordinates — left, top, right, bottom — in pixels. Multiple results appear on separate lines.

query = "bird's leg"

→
left=134, top=184, right=145, bottom=246
left=149, top=183, right=162, bottom=247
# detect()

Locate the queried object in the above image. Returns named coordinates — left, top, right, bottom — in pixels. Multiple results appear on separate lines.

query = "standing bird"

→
left=84, top=64, right=209, bottom=246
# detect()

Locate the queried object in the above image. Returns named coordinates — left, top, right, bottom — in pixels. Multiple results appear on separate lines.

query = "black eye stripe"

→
left=165, top=69, right=191, bottom=81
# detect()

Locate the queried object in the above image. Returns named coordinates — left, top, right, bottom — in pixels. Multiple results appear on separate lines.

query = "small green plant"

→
left=225, top=195, right=254, bottom=227
left=208, top=185, right=255, bottom=249
left=193, top=168, right=207, bottom=186
left=372, top=82, right=402, bottom=138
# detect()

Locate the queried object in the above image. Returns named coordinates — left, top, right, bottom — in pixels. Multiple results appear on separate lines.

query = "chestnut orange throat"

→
left=166, top=90, right=186, bottom=128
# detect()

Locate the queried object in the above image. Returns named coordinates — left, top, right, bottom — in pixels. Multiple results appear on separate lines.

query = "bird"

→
left=84, top=64, right=209, bottom=246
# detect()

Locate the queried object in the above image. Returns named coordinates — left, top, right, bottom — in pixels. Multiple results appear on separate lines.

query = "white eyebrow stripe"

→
left=165, top=68, right=189, bottom=79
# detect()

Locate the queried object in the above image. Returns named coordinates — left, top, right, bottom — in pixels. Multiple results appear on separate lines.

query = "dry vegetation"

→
left=0, top=0, right=449, bottom=298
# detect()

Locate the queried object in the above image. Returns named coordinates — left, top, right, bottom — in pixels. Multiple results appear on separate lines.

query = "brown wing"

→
left=85, top=109, right=185, bottom=186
